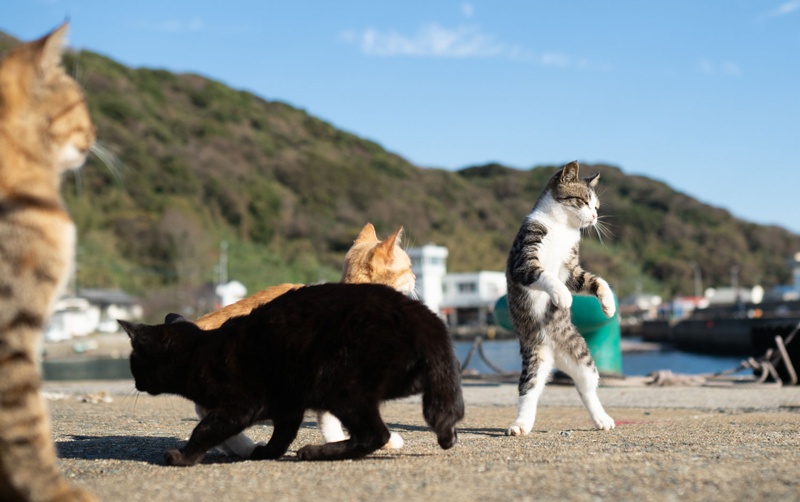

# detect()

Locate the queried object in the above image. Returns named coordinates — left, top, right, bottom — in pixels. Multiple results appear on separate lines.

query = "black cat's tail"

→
left=421, top=332, right=465, bottom=450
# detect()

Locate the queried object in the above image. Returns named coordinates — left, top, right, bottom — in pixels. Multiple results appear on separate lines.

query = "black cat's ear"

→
left=165, top=313, right=188, bottom=324
left=118, top=320, right=143, bottom=341
left=585, top=172, right=600, bottom=188
left=560, top=161, right=580, bottom=183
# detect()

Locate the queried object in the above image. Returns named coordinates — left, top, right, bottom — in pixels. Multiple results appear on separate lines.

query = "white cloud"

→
left=339, top=23, right=609, bottom=70
left=698, top=58, right=742, bottom=76
left=698, top=58, right=715, bottom=74
left=461, top=3, right=474, bottom=18
left=721, top=61, right=742, bottom=76
left=358, top=24, right=507, bottom=58
left=764, top=0, right=800, bottom=18
left=540, top=52, right=570, bottom=68
left=131, top=19, right=250, bottom=34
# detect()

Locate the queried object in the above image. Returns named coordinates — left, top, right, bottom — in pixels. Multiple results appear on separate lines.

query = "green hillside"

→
left=2, top=32, right=799, bottom=317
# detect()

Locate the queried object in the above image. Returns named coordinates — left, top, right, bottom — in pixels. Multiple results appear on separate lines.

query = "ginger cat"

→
left=188, top=223, right=414, bottom=457
left=0, top=25, right=98, bottom=502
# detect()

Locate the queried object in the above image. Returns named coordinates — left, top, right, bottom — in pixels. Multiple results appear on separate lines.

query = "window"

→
left=458, top=282, right=477, bottom=293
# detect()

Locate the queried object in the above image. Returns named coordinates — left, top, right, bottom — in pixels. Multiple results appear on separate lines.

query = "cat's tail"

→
left=422, top=337, right=465, bottom=450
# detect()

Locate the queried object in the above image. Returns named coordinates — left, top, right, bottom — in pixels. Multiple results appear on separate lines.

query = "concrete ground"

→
left=44, top=380, right=800, bottom=502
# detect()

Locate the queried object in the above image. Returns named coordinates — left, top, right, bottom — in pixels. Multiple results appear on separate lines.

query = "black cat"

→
left=119, top=283, right=465, bottom=466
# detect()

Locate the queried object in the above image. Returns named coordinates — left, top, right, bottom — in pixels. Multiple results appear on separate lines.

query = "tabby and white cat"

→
left=0, top=25, right=98, bottom=502
left=191, top=223, right=412, bottom=457
left=505, top=162, right=616, bottom=436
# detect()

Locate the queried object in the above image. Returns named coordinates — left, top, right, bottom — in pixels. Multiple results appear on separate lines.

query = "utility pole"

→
left=731, top=265, right=739, bottom=290
left=219, top=240, right=228, bottom=285
left=689, top=261, right=702, bottom=298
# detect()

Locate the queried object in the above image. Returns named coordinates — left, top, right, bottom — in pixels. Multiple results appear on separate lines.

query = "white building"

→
left=407, top=244, right=506, bottom=327
left=704, top=286, right=764, bottom=305
left=44, top=289, right=143, bottom=342
left=216, top=280, right=247, bottom=307
left=408, top=244, right=448, bottom=315
left=440, top=272, right=507, bottom=328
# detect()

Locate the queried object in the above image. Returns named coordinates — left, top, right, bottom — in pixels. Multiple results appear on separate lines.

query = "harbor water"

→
left=42, top=339, right=751, bottom=381
left=454, top=339, right=749, bottom=376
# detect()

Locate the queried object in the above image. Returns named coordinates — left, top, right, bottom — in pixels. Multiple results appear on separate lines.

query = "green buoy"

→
left=494, top=292, right=622, bottom=375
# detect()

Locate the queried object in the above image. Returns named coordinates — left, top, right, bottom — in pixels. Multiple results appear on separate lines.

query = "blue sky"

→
left=4, top=1, right=800, bottom=232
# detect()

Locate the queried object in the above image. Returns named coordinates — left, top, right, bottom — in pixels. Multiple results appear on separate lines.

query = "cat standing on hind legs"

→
left=505, top=161, right=616, bottom=437
left=0, top=24, right=98, bottom=502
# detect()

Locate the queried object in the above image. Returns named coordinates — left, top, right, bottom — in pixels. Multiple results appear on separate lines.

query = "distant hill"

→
left=2, top=30, right=799, bottom=312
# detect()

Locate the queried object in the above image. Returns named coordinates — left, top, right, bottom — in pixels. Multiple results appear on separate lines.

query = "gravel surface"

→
left=44, top=381, right=800, bottom=501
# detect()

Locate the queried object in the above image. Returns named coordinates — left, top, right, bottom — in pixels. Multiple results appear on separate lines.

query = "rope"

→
left=461, top=320, right=800, bottom=388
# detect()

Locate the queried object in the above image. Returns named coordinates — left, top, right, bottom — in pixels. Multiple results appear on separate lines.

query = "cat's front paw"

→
left=251, top=444, right=284, bottom=460
left=164, top=449, right=197, bottom=467
left=596, top=280, right=616, bottom=317
left=548, top=283, right=573, bottom=310
left=505, top=422, right=531, bottom=436
left=591, top=412, right=616, bottom=431
left=296, top=444, right=324, bottom=461
left=382, top=432, right=404, bottom=449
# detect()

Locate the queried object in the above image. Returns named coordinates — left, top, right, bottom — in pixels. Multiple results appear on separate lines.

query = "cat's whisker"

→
left=90, top=142, right=127, bottom=182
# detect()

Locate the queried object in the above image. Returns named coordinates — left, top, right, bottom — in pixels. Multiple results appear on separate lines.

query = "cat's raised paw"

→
left=382, top=432, right=404, bottom=449
left=596, top=282, right=616, bottom=318
left=549, top=283, right=573, bottom=310
left=591, top=413, right=616, bottom=431
left=164, top=449, right=196, bottom=467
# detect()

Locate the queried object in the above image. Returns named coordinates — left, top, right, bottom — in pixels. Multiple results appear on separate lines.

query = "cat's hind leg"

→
left=506, top=342, right=554, bottom=436
left=297, top=406, right=390, bottom=461
left=165, top=407, right=255, bottom=466
left=317, top=410, right=348, bottom=443
left=196, top=403, right=259, bottom=457
left=553, top=335, right=615, bottom=431
left=318, top=410, right=404, bottom=449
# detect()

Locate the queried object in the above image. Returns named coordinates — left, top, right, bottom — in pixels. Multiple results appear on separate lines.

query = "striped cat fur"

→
left=505, top=161, right=616, bottom=436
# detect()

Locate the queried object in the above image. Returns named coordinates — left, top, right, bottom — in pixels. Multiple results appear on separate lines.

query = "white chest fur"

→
left=523, top=210, right=580, bottom=318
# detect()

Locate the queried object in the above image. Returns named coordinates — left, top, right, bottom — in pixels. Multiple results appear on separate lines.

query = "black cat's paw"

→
left=296, top=444, right=324, bottom=461
left=437, top=427, right=458, bottom=450
left=250, top=444, right=283, bottom=460
left=164, top=448, right=196, bottom=467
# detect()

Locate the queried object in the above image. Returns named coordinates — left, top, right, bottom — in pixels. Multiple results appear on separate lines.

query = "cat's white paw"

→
left=382, top=432, right=404, bottom=449
left=505, top=422, right=531, bottom=436
left=591, top=412, right=616, bottom=431
left=596, top=280, right=616, bottom=318
left=549, top=283, right=573, bottom=310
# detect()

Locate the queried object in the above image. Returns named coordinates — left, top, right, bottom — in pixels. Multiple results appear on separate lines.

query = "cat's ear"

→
left=376, top=226, right=403, bottom=262
left=355, top=223, right=378, bottom=243
left=32, top=22, right=69, bottom=74
left=585, top=172, right=600, bottom=188
left=118, top=320, right=144, bottom=342
left=165, top=313, right=188, bottom=324
left=560, top=161, right=580, bottom=183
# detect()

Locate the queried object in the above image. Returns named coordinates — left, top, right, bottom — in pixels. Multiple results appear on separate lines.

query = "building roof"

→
left=76, top=289, right=140, bottom=306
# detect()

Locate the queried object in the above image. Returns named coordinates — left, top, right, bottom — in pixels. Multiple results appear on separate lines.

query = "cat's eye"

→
left=559, top=196, right=587, bottom=206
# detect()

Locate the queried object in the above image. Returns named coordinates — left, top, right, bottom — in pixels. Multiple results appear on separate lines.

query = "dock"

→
left=45, top=380, right=800, bottom=501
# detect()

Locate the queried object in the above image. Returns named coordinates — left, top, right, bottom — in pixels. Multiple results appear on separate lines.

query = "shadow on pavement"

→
left=55, top=435, right=288, bottom=465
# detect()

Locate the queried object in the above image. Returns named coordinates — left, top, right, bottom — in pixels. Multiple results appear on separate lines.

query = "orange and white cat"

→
left=190, top=223, right=414, bottom=457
